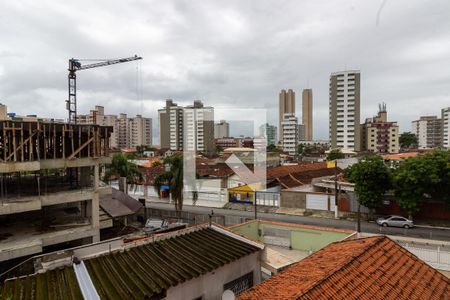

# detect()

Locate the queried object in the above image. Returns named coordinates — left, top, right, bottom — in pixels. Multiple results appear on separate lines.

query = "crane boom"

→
left=66, top=55, right=142, bottom=124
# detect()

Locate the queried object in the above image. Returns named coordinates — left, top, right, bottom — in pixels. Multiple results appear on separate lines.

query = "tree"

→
left=154, top=155, right=184, bottom=213
left=399, top=132, right=418, bottom=149
left=215, top=144, right=223, bottom=153
left=327, top=149, right=345, bottom=161
left=105, top=153, right=142, bottom=191
left=393, top=150, right=450, bottom=218
left=346, top=156, right=392, bottom=218
left=267, top=144, right=280, bottom=152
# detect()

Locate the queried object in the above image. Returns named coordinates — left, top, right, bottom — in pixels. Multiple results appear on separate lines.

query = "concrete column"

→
left=94, top=164, right=99, bottom=190
left=143, top=184, right=148, bottom=198
left=119, top=177, right=127, bottom=192
left=91, top=192, right=100, bottom=231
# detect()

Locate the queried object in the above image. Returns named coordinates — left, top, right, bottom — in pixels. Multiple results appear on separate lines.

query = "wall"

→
left=231, top=221, right=350, bottom=252
left=280, top=190, right=306, bottom=209
left=165, top=252, right=261, bottom=300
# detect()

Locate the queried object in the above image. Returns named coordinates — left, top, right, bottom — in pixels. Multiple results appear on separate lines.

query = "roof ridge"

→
left=294, top=236, right=386, bottom=299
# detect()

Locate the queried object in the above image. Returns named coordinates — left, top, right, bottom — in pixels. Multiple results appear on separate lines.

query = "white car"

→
left=376, top=215, right=414, bottom=228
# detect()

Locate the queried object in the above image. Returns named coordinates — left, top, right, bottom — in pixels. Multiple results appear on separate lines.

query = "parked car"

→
left=376, top=215, right=414, bottom=228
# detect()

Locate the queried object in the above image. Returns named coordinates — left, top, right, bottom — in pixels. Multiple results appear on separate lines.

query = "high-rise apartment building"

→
left=259, top=123, right=277, bottom=146
left=184, top=100, right=214, bottom=152
left=77, top=106, right=152, bottom=149
left=281, top=113, right=298, bottom=156
left=298, top=124, right=305, bottom=141
left=329, top=70, right=361, bottom=151
left=411, top=116, right=442, bottom=149
left=214, top=120, right=230, bottom=139
left=302, top=89, right=313, bottom=141
left=279, top=89, right=295, bottom=142
left=158, top=99, right=182, bottom=149
left=360, top=103, right=399, bottom=154
left=442, top=107, right=450, bottom=149
left=158, top=100, right=214, bottom=152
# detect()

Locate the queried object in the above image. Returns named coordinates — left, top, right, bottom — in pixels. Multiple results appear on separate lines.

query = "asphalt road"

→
left=146, top=201, right=450, bottom=242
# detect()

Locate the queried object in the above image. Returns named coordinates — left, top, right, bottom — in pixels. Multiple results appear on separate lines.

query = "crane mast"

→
left=66, top=55, right=142, bottom=124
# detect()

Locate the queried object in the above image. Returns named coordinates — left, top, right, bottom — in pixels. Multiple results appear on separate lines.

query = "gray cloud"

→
left=1, top=0, right=449, bottom=143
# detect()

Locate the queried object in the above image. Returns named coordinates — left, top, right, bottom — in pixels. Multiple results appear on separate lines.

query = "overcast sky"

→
left=1, top=0, right=449, bottom=143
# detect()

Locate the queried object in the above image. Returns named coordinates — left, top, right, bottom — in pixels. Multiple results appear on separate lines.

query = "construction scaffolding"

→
left=0, top=120, right=112, bottom=162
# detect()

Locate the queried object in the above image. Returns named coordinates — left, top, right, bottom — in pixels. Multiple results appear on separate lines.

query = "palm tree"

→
left=154, top=155, right=184, bottom=213
left=105, top=153, right=142, bottom=192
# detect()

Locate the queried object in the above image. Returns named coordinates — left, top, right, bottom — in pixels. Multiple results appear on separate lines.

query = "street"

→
left=146, top=201, right=450, bottom=242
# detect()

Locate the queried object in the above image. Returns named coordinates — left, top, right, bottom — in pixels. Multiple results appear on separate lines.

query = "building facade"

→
left=0, top=119, right=114, bottom=263
left=281, top=113, right=298, bottom=156
left=329, top=70, right=361, bottom=151
left=260, top=123, right=277, bottom=146
left=159, top=100, right=214, bottom=152
left=279, top=89, right=295, bottom=143
left=184, top=100, right=214, bottom=152
left=411, top=116, right=442, bottom=149
left=302, top=89, right=313, bottom=141
left=442, top=107, right=450, bottom=149
left=77, top=106, right=152, bottom=149
left=360, top=103, right=399, bottom=153
left=0, top=103, right=7, bottom=120
left=214, top=119, right=230, bottom=139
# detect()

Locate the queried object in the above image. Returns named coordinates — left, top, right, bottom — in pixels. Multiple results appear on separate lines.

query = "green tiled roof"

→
left=1, top=227, right=260, bottom=300
left=0, top=266, right=82, bottom=300
left=85, top=227, right=260, bottom=299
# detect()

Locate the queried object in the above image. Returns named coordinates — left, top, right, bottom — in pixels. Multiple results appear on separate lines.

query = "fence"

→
left=146, top=208, right=250, bottom=227
left=255, top=192, right=280, bottom=207
left=397, top=241, right=450, bottom=271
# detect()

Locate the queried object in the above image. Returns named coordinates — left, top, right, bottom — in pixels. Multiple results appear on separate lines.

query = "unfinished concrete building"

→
left=0, top=120, right=115, bottom=266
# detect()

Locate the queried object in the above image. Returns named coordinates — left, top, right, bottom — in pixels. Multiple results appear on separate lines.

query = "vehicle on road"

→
left=376, top=215, right=414, bottom=228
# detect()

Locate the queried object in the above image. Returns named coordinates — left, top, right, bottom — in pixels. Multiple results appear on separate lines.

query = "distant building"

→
left=302, top=89, right=313, bottom=140
left=77, top=106, right=152, bottom=148
left=279, top=89, right=295, bottom=142
left=0, top=103, right=7, bottom=120
left=442, top=107, right=450, bottom=149
left=298, top=124, right=305, bottom=141
left=159, top=100, right=214, bottom=152
left=329, top=70, right=361, bottom=151
left=214, top=119, right=230, bottom=139
left=360, top=103, right=399, bottom=153
left=281, top=113, right=298, bottom=156
left=184, top=100, right=214, bottom=153
left=259, top=123, right=277, bottom=146
left=158, top=99, right=182, bottom=149
left=215, top=137, right=242, bottom=149
left=411, top=116, right=442, bottom=149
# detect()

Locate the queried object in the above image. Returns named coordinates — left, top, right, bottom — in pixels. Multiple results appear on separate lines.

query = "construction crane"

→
left=66, top=55, right=143, bottom=124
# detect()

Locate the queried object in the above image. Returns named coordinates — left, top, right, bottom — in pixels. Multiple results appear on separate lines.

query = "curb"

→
left=414, top=225, right=450, bottom=230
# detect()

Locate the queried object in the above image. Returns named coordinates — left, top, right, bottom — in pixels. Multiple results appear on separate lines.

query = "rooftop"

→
left=238, top=236, right=450, bottom=300
left=1, top=224, right=263, bottom=299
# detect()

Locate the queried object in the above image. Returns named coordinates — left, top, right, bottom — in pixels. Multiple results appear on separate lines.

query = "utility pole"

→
left=254, top=191, right=258, bottom=220
left=334, top=159, right=339, bottom=219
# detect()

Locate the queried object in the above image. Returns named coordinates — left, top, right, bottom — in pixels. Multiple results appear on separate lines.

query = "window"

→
left=224, top=271, right=254, bottom=295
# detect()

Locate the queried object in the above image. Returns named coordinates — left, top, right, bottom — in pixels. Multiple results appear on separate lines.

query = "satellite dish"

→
left=222, top=290, right=235, bottom=300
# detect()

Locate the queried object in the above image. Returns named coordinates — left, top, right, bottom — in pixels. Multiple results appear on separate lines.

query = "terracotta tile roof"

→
left=273, top=166, right=339, bottom=189
left=1, top=266, right=82, bottom=300
left=382, top=152, right=420, bottom=160
left=267, top=163, right=328, bottom=180
left=238, top=236, right=450, bottom=300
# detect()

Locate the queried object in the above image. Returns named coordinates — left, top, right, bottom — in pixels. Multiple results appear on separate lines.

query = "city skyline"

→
left=1, top=1, right=450, bottom=143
